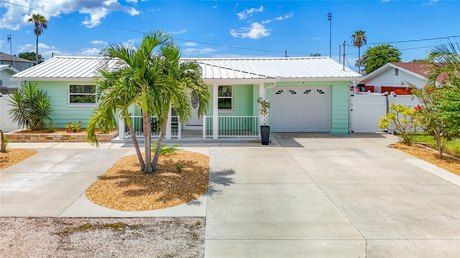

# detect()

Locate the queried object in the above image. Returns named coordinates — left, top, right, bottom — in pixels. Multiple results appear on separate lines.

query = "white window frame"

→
left=68, top=84, right=97, bottom=106
left=217, top=85, right=233, bottom=111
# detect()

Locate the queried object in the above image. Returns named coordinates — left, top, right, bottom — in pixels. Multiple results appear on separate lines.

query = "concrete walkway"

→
left=205, top=134, right=460, bottom=258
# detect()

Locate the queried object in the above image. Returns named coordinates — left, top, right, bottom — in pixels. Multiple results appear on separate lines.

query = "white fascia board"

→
left=10, top=77, right=99, bottom=82
left=203, top=77, right=362, bottom=85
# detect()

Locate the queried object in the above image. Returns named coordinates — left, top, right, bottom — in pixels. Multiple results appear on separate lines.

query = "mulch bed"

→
left=14, top=129, right=114, bottom=135
left=391, top=142, right=460, bottom=176
left=0, top=149, right=37, bottom=170
left=86, top=150, right=209, bottom=211
left=0, top=217, right=205, bottom=258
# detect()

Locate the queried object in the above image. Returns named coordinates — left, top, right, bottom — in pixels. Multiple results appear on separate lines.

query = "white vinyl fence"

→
left=350, top=93, right=421, bottom=133
left=0, top=94, right=21, bottom=132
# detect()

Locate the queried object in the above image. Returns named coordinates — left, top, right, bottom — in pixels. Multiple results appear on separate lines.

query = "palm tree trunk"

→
left=35, top=34, right=39, bottom=64
left=124, top=110, right=145, bottom=171
left=152, top=119, right=167, bottom=172
left=358, top=46, right=361, bottom=74
left=142, top=110, right=153, bottom=173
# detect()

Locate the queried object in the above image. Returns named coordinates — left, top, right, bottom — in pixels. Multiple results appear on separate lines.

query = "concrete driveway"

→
left=205, top=134, right=460, bottom=258
left=0, top=147, right=129, bottom=216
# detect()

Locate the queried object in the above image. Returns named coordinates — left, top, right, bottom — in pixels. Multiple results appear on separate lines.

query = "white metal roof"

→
left=185, top=57, right=361, bottom=80
left=13, top=56, right=361, bottom=82
left=12, top=56, right=123, bottom=81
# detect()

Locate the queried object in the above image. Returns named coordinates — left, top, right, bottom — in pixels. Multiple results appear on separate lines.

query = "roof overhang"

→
left=11, top=77, right=97, bottom=82
left=203, top=76, right=362, bottom=85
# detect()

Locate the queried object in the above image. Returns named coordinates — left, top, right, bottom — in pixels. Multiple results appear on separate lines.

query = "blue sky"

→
left=0, top=0, right=459, bottom=70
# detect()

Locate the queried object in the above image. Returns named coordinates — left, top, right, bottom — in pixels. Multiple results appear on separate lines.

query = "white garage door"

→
left=271, top=86, right=331, bottom=132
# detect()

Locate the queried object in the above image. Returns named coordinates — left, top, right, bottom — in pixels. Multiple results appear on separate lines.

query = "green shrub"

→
left=175, top=162, right=185, bottom=173
left=151, top=141, right=179, bottom=155
left=66, top=121, right=82, bottom=133
left=378, top=104, right=419, bottom=145
left=9, top=81, right=52, bottom=130
left=1, top=133, right=8, bottom=153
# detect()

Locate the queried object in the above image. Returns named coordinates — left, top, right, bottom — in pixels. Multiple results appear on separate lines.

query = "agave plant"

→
left=9, top=81, right=52, bottom=130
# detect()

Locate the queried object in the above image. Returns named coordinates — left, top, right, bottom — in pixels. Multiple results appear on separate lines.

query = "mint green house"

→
left=12, top=56, right=361, bottom=140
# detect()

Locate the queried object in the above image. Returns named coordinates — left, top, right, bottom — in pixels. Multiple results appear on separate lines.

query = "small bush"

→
left=66, top=121, right=82, bottom=133
left=46, top=121, right=56, bottom=133
left=9, top=81, right=52, bottom=130
left=378, top=104, right=419, bottom=145
left=151, top=141, right=179, bottom=155
left=175, top=162, right=185, bottom=173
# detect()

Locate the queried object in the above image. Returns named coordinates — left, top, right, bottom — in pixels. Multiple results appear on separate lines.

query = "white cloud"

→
left=183, top=42, right=199, bottom=47
left=237, top=6, right=264, bottom=20
left=261, top=13, right=293, bottom=24
left=170, top=29, right=187, bottom=35
left=91, top=40, right=107, bottom=45
left=425, top=0, right=439, bottom=6
left=81, top=47, right=102, bottom=56
left=0, top=0, right=140, bottom=30
left=17, top=42, right=61, bottom=58
left=183, top=47, right=217, bottom=56
left=230, top=22, right=270, bottom=39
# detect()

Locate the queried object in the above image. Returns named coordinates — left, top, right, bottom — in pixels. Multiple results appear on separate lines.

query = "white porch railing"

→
left=124, top=115, right=180, bottom=139
left=203, top=115, right=260, bottom=138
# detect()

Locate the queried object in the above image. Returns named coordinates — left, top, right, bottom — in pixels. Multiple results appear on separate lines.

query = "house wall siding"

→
left=36, top=81, right=95, bottom=128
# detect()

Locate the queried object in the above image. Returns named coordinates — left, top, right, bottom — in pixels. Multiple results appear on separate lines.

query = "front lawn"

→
left=411, top=134, right=460, bottom=158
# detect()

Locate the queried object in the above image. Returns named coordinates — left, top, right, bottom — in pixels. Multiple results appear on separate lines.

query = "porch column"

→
left=118, top=112, right=125, bottom=140
left=258, top=82, right=265, bottom=126
left=212, top=84, right=219, bottom=139
left=165, top=107, right=172, bottom=139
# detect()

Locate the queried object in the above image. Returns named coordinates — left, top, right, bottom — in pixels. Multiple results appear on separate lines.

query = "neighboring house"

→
left=0, top=64, right=20, bottom=132
left=0, top=64, right=19, bottom=91
left=12, top=56, right=361, bottom=139
left=359, top=62, right=438, bottom=94
left=0, top=52, right=35, bottom=71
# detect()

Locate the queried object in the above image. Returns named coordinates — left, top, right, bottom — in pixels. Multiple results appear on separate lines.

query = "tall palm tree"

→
left=427, top=41, right=460, bottom=85
left=352, top=30, right=367, bottom=73
left=28, top=14, right=48, bottom=64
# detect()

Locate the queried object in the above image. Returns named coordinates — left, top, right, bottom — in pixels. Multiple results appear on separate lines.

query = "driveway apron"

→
left=0, top=148, right=129, bottom=217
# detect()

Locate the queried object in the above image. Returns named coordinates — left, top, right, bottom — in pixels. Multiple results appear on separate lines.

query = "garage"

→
left=270, top=86, right=331, bottom=132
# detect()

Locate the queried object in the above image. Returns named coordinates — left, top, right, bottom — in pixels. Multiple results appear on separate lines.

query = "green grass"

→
left=411, top=134, right=460, bottom=157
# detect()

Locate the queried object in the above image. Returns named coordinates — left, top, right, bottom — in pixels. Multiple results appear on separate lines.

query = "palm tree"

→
left=28, top=14, right=48, bottom=64
left=352, top=30, right=367, bottom=73
left=150, top=44, right=210, bottom=170
left=87, top=32, right=210, bottom=174
left=427, top=41, right=460, bottom=85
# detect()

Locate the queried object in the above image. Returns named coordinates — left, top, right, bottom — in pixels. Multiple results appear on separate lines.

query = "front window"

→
left=69, top=84, right=96, bottom=104
left=218, top=85, right=232, bottom=110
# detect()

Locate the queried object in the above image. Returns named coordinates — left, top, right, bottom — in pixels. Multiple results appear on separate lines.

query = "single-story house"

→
left=359, top=62, right=439, bottom=94
left=0, top=52, right=34, bottom=71
left=12, top=56, right=361, bottom=139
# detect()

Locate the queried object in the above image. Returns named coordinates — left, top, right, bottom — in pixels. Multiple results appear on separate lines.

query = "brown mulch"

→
left=85, top=150, right=209, bottom=211
left=0, top=149, right=38, bottom=170
left=391, top=143, right=460, bottom=176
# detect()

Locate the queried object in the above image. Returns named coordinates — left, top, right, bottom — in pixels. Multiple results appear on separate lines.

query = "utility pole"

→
left=338, top=45, right=342, bottom=64
left=342, top=41, right=346, bottom=71
left=284, top=50, right=288, bottom=57
left=328, top=12, right=332, bottom=58
left=7, top=34, right=13, bottom=66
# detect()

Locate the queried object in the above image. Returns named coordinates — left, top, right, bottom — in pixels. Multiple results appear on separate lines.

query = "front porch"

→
left=116, top=82, right=266, bottom=141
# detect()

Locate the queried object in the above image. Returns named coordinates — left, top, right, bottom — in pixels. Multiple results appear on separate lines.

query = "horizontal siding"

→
left=331, top=82, right=349, bottom=134
left=36, top=81, right=96, bottom=128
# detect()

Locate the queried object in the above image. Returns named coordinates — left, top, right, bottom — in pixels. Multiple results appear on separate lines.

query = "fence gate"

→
left=350, top=94, right=387, bottom=133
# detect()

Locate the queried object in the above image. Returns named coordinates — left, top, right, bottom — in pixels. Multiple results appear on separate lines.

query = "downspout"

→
left=263, top=77, right=281, bottom=128
left=349, top=80, right=358, bottom=133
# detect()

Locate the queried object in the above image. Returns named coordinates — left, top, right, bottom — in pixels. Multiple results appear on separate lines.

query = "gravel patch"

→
left=0, top=217, right=205, bottom=258
left=0, top=149, right=37, bottom=170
